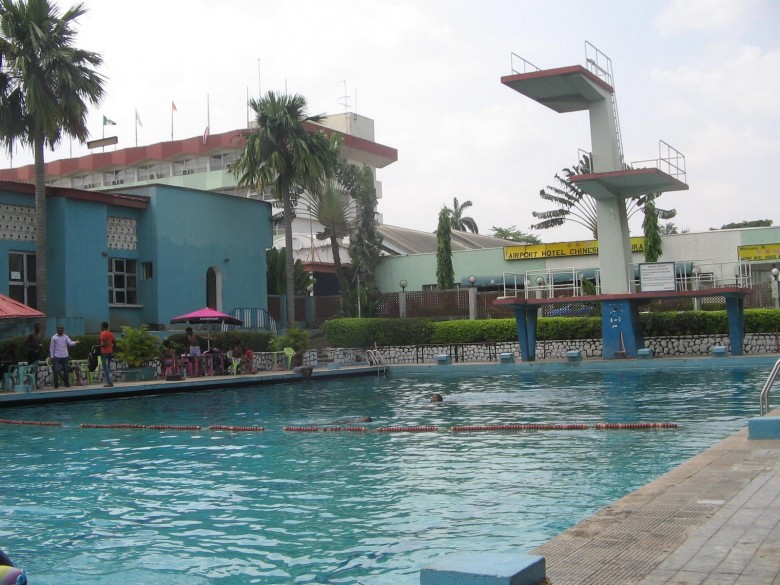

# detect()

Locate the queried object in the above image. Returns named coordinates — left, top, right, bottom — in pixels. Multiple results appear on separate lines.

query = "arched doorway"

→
left=206, top=266, right=222, bottom=310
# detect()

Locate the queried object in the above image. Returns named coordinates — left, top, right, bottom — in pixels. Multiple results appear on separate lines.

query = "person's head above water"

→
left=431, top=393, right=443, bottom=403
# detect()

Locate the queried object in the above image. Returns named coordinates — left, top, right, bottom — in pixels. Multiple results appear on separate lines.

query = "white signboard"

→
left=639, top=262, right=677, bottom=292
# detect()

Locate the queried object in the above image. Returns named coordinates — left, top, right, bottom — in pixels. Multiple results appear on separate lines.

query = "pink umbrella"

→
left=170, top=307, right=243, bottom=349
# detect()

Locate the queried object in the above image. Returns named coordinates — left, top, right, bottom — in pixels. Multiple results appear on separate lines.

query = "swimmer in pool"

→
left=324, top=416, right=373, bottom=425
left=431, top=393, right=443, bottom=403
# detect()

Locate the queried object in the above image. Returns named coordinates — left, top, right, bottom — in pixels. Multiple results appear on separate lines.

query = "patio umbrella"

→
left=170, top=307, right=243, bottom=350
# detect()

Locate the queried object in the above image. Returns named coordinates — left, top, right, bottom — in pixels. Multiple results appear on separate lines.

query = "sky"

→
left=3, top=0, right=779, bottom=242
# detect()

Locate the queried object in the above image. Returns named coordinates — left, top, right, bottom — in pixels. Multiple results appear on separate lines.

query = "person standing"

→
left=25, top=322, right=43, bottom=364
left=49, top=325, right=79, bottom=388
left=99, top=321, right=115, bottom=387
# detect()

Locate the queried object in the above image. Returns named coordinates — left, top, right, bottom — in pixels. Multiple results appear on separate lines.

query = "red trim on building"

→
left=0, top=180, right=149, bottom=209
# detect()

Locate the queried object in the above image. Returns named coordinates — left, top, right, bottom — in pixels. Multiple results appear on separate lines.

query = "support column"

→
left=725, top=296, right=745, bottom=356
left=512, top=305, right=538, bottom=362
left=600, top=299, right=644, bottom=358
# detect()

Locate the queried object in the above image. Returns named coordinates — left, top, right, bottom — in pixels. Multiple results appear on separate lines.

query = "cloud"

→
left=655, top=0, right=769, bottom=36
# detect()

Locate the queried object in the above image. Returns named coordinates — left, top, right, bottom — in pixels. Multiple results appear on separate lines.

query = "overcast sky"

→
left=3, top=0, right=779, bottom=242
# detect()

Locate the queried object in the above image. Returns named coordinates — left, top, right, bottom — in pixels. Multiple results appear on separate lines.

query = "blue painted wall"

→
left=0, top=184, right=272, bottom=334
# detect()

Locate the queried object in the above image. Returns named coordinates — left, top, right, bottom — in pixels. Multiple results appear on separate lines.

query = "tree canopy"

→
left=489, top=226, right=541, bottom=244
left=435, top=208, right=454, bottom=290
left=444, top=197, right=479, bottom=233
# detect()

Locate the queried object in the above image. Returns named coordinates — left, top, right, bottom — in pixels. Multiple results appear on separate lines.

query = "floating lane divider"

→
left=145, top=425, right=201, bottom=431
left=596, top=422, right=678, bottom=430
left=0, top=418, right=61, bottom=427
left=377, top=426, right=438, bottom=433
left=450, top=424, right=589, bottom=432
left=209, top=425, right=265, bottom=432
left=283, top=426, right=319, bottom=432
left=321, top=426, right=367, bottom=432
left=80, top=423, right=145, bottom=429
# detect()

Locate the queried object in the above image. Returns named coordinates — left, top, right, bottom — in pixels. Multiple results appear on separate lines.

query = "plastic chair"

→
left=46, top=357, right=77, bottom=386
left=283, top=347, right=296, bottom=369
left=10, top=362, right=38, bottom=390
left=226, top=351, right=241, bottom=375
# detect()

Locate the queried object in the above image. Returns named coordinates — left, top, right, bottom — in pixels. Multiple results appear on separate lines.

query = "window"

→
left=108, top=258, right=137, bottom=305
left=142, top=262, right=154, bottom=280
left=8, top=251, right=37, bottom=309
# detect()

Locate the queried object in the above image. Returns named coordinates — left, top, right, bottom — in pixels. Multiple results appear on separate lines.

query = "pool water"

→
left=0, top=366, right=764, bottom=584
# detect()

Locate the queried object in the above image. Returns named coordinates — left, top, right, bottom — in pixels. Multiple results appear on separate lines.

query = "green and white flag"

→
left=103, top=115, right=116, bottom=126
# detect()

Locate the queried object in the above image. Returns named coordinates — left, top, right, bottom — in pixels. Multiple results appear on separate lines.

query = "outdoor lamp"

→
left=692, top=266, right=701, bottom=276
left=399, top=279, right=407, bottom=291
left=468, top=275, right=476, bottom=287
left=536, top=276, right=546, bottom=286
left=772, top=268, right=779, bottom=280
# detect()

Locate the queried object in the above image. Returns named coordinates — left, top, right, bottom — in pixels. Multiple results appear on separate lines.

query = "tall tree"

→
left=435, top=208, right=454, bottom=290
left=230, top=91, right=331, bottom=327
left=531, top=154, right=676, bottom=239
left=445, top=196, right=479, bottom=233
left=0, top=0, right=105, bottom=314
left=643, top=200, right=663, bottom=262
left=346, top=165, right=383, bottom=317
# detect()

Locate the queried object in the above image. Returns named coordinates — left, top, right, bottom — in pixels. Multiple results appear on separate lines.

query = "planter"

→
left=122, top=366, right=157, bottom=382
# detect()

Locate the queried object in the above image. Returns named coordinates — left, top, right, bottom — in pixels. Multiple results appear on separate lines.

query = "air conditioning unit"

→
left=83, top=183, right=95, bottom=189
left=181, top=169, right=193, bottom=176
left=148, top=174, right=156, bottom=179
left=110, top=180, right=124, bottom=185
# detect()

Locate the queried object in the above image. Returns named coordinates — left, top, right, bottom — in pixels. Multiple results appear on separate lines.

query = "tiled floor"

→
left=534, top=411, right=780, bottom=585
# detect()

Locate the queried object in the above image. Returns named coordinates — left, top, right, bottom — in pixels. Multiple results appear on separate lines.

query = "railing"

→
left=510, top=52, right=541, bottom=75
left=365, top=349, right=386, bottom=375
left=501, top=269, right=601, bottom=300
left=630, top=140, right=687, bottom=183
left=629, top=260, right=753, bottom=292
left=760, top=358, right=780, bottom=415
left=221, top=308, right=278, bottom=334
left=585, top=41, right=624, bottom=166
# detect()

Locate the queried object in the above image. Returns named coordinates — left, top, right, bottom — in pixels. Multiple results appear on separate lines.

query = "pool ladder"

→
left=760, top=358, right=780, bottom=415
left=366, top=349, right=387, bottom=375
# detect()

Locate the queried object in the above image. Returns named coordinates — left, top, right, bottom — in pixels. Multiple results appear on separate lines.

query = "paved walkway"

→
left=534, top=409, right=780, bottom=585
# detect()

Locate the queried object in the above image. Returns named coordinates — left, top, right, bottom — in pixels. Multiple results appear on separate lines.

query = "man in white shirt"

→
left=49, top=325, right=79, bottom=388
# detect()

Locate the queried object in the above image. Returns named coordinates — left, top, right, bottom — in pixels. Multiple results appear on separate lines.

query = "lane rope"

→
left=451, top=424, right=589, bottom=432
left=0, top=418, right=61, bottom=427
left=596, top=422, right=678, bottom=429
left=209, top=425, right=265, bottom=432
left=377, top=426, right=437, bottom=433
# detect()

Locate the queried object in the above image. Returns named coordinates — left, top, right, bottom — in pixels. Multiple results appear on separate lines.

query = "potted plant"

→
left=115, top=324, right=161, bottom=381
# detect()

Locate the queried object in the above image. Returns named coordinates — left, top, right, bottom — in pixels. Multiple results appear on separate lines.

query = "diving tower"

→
left=501, top=42, right=688, bottom=295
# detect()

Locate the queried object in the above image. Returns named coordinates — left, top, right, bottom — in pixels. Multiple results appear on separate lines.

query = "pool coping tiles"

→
left=532, top=411, right=780, bottom=585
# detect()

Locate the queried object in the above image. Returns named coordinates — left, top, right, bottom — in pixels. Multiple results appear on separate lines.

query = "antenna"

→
left=339, top=80, right=350, bottom=113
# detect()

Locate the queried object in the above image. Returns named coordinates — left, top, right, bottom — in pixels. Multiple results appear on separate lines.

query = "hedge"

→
left=323, top=309, right=780, bottom=348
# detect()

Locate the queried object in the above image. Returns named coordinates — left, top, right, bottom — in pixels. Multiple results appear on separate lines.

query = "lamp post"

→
left=772, top=267, right=780, bottom=310
left=399, top=279, right=408, bottom=319
left=468, top=275, right=477, bottom=320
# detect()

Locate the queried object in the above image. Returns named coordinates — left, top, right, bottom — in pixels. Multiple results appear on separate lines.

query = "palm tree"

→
left=445, top=197, right=479, bottom=233
left=302, top=178, right=353, bottom=314
left=0, top=0, right=105, bottom=314
left=230, top=91, right=331, bottom=327
left=532, top=154, right=676, bottom=239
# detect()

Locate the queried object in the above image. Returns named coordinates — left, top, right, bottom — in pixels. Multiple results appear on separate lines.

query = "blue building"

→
left=0, top=180, right=272, bottom=334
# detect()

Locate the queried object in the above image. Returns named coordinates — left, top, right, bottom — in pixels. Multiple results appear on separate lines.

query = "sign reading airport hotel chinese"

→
left=504, top=237, right=645, bottom=261
left=737, top=243, right=780, bottom=262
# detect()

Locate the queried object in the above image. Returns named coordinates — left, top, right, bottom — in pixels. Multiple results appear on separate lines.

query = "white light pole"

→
left=399, top=279, right=408, bottom=319
left=772, top=267, right=780, bottom=309
left=468, top=275, right=477, bottom=320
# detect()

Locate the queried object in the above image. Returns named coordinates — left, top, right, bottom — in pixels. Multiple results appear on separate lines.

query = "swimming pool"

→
left=0, top=364, right=767, bottom=584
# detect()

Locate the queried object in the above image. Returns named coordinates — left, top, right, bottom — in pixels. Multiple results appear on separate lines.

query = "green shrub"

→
left=115, top=325, right=160, bottom=367
left=270, top=327, right=310, bottom=353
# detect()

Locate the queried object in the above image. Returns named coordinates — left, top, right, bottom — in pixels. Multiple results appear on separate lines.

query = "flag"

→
left=203, top=126, right=210, bottom=144
left=171, top=101, right=177, bottom=112
left=135, top=109, right=143, bottom=128
left=103, top=115, right=116, bottom=125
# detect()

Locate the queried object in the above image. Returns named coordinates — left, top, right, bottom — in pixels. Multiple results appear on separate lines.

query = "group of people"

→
left=183, top=327, right=257, bottom=376
left=25, top=322, right=115, bottom=388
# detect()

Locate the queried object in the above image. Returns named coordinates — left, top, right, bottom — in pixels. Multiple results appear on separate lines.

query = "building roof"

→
left=0, top=180, right=149, bottom=209
left=378, top=224, right=515, bottom=255
left=0, top=123, right=398, bottom=182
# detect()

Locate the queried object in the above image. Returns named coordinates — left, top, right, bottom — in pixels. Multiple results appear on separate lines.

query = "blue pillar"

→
left=512, top=306, right=538, bottom=362
left=725, top=296, right=745, bottom=356
left=600, top=299, right=644, bottom=359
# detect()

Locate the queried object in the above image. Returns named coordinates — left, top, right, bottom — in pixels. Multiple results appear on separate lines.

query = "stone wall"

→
left=317, top=333, right=780, bottom=365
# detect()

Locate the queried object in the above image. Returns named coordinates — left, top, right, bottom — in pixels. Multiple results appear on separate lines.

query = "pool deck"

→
left=2, top=358, right=779, bottom=584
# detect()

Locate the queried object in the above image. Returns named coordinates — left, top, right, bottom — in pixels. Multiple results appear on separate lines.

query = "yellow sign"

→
left=737, top=243, right=780, bottom=261
left=504, top=237, right=645, bottom=260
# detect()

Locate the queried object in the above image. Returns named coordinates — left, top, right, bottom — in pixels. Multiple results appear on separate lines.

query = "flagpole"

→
left=171, top=105, right=174, bottom=141
left=135, top=108, right=138, bottom=147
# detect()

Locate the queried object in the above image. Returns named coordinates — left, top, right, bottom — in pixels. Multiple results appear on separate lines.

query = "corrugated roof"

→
left=378, top=224, right=514, bottom=255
